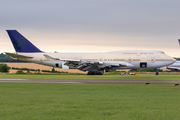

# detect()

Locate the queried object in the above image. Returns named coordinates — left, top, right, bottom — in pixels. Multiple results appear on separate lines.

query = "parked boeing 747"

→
left=160, top=39, right=180, bottom=71
left=5, top=30, right=176, bottom=75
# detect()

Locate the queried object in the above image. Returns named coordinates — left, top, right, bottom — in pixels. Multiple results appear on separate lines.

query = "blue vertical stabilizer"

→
left=6, top=30, right=42, bottom=53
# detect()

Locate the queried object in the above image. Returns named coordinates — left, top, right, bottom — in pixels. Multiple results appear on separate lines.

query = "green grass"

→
left=0, top=74, right=180, bottom=80
left=0, top=83, right=180, bottom=120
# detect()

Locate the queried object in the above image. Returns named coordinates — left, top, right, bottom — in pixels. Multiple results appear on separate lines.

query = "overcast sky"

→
left=0, top=0, right=180, bottom=56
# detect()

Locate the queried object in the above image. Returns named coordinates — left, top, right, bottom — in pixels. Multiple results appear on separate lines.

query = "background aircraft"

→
left=160, top=39, right=180, bottom=71
left=5, top=30, right=175, bottom=75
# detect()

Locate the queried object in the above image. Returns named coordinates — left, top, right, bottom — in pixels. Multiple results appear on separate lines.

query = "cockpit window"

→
left=161, top=52, right=165, bottom=54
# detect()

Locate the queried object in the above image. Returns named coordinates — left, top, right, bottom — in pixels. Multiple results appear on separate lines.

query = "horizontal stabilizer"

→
left=5, top=52, right=33, bottom=59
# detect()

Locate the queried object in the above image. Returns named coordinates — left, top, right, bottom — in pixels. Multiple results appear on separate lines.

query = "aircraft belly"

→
left=40, top=61, right=64, bottom=68
left=147, top=61, right=174, bottom=68
left=113, top=61, right=175, bottom=69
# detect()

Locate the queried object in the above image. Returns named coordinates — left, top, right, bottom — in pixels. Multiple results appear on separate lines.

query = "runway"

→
left=102, top=75, right=180, bottom=76
left=0, top=78, right=180, bottom=84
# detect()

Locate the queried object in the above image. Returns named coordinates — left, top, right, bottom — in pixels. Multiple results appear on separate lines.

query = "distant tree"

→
left=0, top=63, right=10, bottom=73
left=52, top=67, right=55, bottom=73
left=42, top=70, right=51, bottom=72
left=26, top=70, right=32, bottom=74
left=16, top=70, right=25, bottom=74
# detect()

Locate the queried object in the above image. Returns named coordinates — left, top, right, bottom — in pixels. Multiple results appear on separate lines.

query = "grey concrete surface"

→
left=0, top=78, right=180, bottom=84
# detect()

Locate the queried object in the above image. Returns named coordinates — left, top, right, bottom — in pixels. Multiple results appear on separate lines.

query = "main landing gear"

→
left=87, top=71, right=104, bottom=75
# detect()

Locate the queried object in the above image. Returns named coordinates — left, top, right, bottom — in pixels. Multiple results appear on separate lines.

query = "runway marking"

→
left=30, top=82, right=82, bottom=83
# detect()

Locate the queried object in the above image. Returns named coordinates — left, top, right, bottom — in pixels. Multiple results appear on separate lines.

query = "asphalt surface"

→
left=102, top=75, right=180, bottom=76
left=0, top=78, right=180, bottom=84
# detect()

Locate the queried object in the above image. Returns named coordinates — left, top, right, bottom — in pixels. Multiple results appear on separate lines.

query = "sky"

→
left=0, top=0, right=180, bottom=57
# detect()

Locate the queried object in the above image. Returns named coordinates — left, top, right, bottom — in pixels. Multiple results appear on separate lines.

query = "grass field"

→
left=0, top=83, right=180, bottom=120
left=0, top=74, right=180, bottom=80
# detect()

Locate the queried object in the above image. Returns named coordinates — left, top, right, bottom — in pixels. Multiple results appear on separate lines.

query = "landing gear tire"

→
left=87, top=71, right=104, bottom=75
left=87, top=72, right=90, bottom=75
left=97, top=71, right=104, bottom=75
left=155, top=69, right=159, bottom=75
left=87, top=71, right=95, bottom=75
left=155, top=71, right=159, bottom=75
left=87, top=71, right=94, bottom=75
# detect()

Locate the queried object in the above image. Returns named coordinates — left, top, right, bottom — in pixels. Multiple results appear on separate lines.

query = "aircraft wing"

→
left=167, top=66, right=180, bottom=71
left=61, top=60, right=133, bottom=71
left=160, top=65, right=180, bottom=71
left=43, top=54, right=80, bottom=62
left=5, top=52, right=33, bottom=59
left=77, top=62, right=134, bottom=71
left=43, top=54, right=134, bottom=71
left=173, top=57, right=180, bottom=60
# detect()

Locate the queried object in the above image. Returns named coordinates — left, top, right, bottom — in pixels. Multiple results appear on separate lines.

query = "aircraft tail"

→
left=6, top=30, right=42, bottom=53
left=178, top=39, right=180, bottom=46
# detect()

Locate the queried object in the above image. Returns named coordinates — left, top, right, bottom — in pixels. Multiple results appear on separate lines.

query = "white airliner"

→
left=160, top=39, right=180, bottom=71
left=5, top=30, right=176, bottom=75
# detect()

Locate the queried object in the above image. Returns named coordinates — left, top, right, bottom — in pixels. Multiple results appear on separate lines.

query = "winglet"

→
left=6, top=30, right=42, bottom=53
left=178, top=39, right=180, bottom=46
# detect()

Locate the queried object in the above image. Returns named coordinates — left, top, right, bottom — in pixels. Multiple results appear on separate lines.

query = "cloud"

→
left=1, top=0, right=180, bottom=56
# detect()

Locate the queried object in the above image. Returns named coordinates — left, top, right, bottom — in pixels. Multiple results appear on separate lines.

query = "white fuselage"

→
left=13, top=50, right=175, bottom=70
